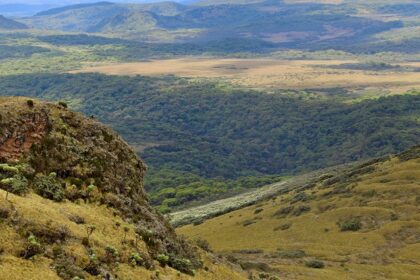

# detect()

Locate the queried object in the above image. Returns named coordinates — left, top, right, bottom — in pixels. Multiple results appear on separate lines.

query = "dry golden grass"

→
left=72, top=58, right=420, bottom=94
left=0, top=190, right=246, bottom=279
left=178, top=157, right=420, bottom=279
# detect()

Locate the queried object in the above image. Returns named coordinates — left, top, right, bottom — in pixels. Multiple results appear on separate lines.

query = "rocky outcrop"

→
left=0, top=97, right=199, bottom=271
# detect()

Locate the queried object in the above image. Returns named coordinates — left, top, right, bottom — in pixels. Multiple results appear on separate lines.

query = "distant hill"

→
left=21, top=0, right=408, bottom=48
left=178, top=146, right=420, bottom=279
left=0, top=15, right=27, bottom=29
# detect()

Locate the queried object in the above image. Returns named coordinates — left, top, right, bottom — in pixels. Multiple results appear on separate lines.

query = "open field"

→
left=73, top=58, right=420, bottom=94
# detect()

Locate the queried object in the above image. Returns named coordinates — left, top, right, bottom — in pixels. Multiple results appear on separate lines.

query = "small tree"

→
left=123, top=225, right=130, bottom=244
left=85, top=225, right=96, bottom=246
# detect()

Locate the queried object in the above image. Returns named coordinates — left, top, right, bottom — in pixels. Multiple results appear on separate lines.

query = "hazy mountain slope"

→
left=0, top=97, right=246, bottom=279
left=21, top=0, right=407, bottom=48
left=178, top=146, right=420, bottom=279
left=0, top=14, right=27, bottom=29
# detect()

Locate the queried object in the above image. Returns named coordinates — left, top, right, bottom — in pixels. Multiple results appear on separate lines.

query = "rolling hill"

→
left=0, top=14, right=27, bottom=29
left=0, top=97, right=245, bottom=279
left=20, top=0, right=417, bottom=52
left=178, top=146, right=420, bottom=279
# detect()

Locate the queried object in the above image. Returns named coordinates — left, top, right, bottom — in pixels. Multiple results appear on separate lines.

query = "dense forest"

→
left=0, top=73, right=419, bottom=210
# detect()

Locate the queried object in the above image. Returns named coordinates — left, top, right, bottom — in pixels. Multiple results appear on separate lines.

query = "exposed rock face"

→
left=0, top=97, right=198, bottom=267
left=0, top=103, right=49, bottom=162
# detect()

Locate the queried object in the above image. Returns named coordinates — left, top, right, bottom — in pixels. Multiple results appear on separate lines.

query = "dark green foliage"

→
left=0, top=45, right=48, bottom=60
left=169, top=257, right=195, bottom=276
left=58, top=101, right=68, bottom=108
left=0, top=164, right=29, bottom=196
left=339, top=218, right=362, bottom=231
left=26, top=99, right=34, bottom=107
left=156, top=254, right=169, bottom=267
left=129, top=252, right=144, bottom=267
left=54, top=253, right=85, bottom=280
left=33, top=172, right=65, bottom=202
left=1, top=74, right=420, bottom=209
left=305, top=259, right=325, bottom=269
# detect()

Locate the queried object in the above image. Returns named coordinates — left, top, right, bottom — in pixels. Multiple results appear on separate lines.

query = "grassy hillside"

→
left=0, top=97, right=246, bottom=279
left=0, top=74, right=419, bottom=211
left=178, top=146, right=420, bottom=279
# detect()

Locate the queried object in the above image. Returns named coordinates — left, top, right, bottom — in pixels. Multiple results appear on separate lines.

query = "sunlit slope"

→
left=0, top=192, right=246, bottom=280
left=178, top=147, right=420, bottom=279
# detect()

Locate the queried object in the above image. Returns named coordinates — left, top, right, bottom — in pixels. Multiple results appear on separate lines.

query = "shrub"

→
left=292, top=205, right=311, bottom=216
left=0, top=174, right=29, bottom=195
left=129, top=253, right=144, bottom=266
left=339, top=218, right=362, bottom=231
left=69, top=214, right=85, bottom=225
left=104, top=245, right=119, bottom=264
left=274, top=223, right=291, bottom=231
left=0, top=206, right=10, bottom=219
left=291, top=192, right=309, bottom=204
left=273, top=205, right=294, bottom=217
left=195, top=238, right=212, bottom=252
left=54, top=254, right=85, bottom=280
left=277, top=249, right=306, bottom=258
left=33, top=173, right=64, bottom=202
left=169, top=257, right=195, bottom=276
left=305, top=259, right=325, bottom=268
left=26, top=99, right=34, bottom=107
left=156, top=254, right=169, bottom=267
left=25, top=223, right=70, bottom=244
left=58, top=101, right=68, bottom=108
left=242, top=219, right=256, bottom=226
left=21, top=234, right=43, bottom=259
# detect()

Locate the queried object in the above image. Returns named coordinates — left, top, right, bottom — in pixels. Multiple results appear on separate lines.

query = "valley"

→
left=0, top=0, right=419, bottom=279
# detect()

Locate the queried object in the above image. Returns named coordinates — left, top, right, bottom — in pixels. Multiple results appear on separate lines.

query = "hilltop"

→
left=178, top=146, right=420, bottom=279
left=0, top=97, right=245, bottom=279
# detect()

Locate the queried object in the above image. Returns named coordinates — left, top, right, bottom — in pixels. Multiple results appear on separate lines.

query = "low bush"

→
left=156, top=254, right=169, bottom=267
left=292, top=205, right=311, bottom=216
left=129, top=253, right=144, bottom=267
left=195, top=238, right=212, bottom=252
left=305, top=259, right=325, bottom=268
left=273, top=205, right=294, bottom=217
left=277, top=249, right=306, bottom=258
left=21, top=234, right=43, bottom=259
left=274, top=223, right=291, bottom=231
left=339, top=218, right=362, bottom=231
left=169, top=257, right=195, bottom=276
left=54, top=253, right=85, bottom=280
left=33, top=173, right=64, bottom=202
left=242, top=219, right=256, bottom=226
